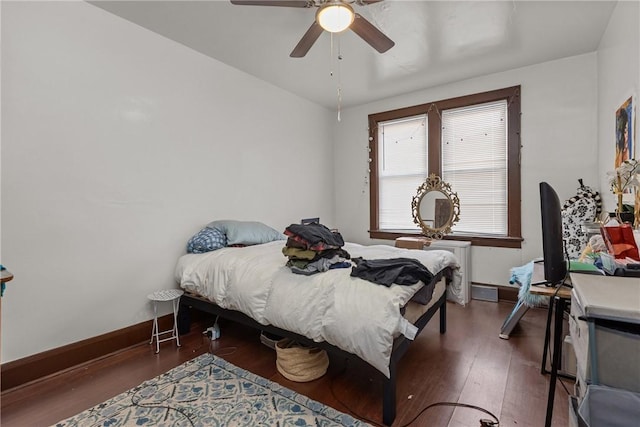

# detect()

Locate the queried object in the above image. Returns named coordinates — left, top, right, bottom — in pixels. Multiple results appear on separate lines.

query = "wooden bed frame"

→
left=178, top=285, right=447, bottom=426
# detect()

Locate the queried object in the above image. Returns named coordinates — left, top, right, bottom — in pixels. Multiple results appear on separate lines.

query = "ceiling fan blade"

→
left=356, top=0, right=385, bottom=4
left=290, top=21, right=324, bottom=58
left=230, top=0, right=312, bottom=7
left=350, top=13, right=395, bottom=53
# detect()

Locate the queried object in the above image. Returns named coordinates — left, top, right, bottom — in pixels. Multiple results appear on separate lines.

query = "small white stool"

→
left=148, top=289, right=184, bottom=353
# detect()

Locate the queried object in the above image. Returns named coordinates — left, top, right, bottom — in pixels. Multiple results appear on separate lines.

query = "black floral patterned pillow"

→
left=561, top=187, right=600, bottom=259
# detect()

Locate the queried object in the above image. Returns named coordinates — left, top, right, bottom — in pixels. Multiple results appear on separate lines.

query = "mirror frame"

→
left=411, top=173, right=460, bottom=239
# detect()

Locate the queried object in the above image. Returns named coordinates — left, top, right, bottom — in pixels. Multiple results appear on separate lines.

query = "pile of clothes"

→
left=282, top=223, right=351, bottom=275
left=350, top=256, right=437, bottom=304
left=350, top=257, right=434, bottom=287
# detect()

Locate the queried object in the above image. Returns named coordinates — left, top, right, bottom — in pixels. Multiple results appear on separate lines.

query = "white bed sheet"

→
left=175, top=241, right=463, bottom=377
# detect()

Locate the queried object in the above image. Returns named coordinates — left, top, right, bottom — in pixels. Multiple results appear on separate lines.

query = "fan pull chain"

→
left=330, top=32, right=334, bottom=77
left=328, top=33, right=343, bottom=122
left=336, top=37, right=343, bottom=122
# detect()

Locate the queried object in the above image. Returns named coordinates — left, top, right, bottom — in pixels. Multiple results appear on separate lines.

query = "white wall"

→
left=333, top=53, right=599, bottom=286
left=3, top=0, right=637, bottom=365
left=0, top=1, right=334, bottom=362
left=597, top=0, right=640, bottom=210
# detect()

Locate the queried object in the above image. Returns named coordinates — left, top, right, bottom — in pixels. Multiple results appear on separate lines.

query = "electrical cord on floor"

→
left=210, top=344, right=238, bottom=358
left=129, top=399, right=197, bottom=427
left=121, top=326, right=235, bottom=427
left=204, top=328, right=239, bottom=357
left=184, top=320, right=223, bottom=354
left=127, top=355, right=220, bottom=427
left=190, top=318, right=238, bottom=357
left=188, top=328, right=211, bottom=353
left=395, top=402, right=500, bottom=427
left=328, top=359, right=501, bottom=427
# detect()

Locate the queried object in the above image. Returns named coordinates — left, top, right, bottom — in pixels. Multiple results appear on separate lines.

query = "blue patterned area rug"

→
left=53, top=353, right=369, bottom=427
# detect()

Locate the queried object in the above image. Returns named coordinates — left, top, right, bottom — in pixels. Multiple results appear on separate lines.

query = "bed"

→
left=175, top=238, right=463, bottom=425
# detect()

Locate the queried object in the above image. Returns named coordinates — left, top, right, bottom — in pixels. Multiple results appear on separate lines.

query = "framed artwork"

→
left=615, top=95, right=635, bottom=169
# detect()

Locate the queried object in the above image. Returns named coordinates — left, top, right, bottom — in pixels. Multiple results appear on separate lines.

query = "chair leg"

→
left=152, top=301, right=160, bottom=354
left=173, top=297, right=181, bottom=347
left=150, top=300, right=157, bottom=345
left=149, top=313, right=156, bottom=345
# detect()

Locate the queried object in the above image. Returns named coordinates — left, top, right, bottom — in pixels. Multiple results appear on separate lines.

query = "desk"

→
left=535, top=272, right=640, bottom=427
left=528, top=282, right=572, bottom=427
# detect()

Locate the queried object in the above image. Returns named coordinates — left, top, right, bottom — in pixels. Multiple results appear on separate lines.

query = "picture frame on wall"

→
left=615, top=95, right=635, bottom=169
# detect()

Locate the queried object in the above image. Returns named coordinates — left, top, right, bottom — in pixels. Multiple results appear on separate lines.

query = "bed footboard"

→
left=178, top=289, right=447, bottom=426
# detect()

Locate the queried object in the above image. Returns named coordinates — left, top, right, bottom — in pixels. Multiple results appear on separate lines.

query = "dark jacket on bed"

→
left=284, top=223, right=345, bottom=248
left=350, top=257, right=433, bottom=287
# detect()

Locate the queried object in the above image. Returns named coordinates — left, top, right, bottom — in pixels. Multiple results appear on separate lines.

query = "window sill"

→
left=369, top=230, right=523, bottom=248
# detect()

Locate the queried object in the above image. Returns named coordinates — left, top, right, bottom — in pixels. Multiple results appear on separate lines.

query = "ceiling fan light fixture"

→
left=316, top=1, right=354, bottom=33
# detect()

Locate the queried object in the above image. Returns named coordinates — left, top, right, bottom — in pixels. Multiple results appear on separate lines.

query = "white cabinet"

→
left=570, top=293, right=640, bottom=398
left=569, top=274, right=640, bottom=400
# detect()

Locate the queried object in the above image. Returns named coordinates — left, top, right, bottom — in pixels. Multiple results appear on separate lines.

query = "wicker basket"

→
left=275, top=338, right=329, bottom=382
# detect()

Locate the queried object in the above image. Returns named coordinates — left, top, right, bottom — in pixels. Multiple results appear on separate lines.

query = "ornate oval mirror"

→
left=411, top=174, right=460, bottom=239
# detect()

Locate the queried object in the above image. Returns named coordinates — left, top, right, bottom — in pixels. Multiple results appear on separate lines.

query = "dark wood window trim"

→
left=368, top=86, right=522, bottom=249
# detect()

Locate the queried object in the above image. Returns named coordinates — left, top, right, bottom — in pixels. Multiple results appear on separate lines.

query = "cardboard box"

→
left=395, top=237, right=431, bottom=249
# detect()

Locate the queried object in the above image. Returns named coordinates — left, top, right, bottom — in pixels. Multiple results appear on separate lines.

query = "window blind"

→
left=377, top=114, right=428, bottom=229
left=441, top=100, right=508, bottom=235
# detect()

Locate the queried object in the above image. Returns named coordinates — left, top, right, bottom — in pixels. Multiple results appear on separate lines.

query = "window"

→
left=368, top=86, right=521, bottom=248
left=378, top=114, right=428, bottom=230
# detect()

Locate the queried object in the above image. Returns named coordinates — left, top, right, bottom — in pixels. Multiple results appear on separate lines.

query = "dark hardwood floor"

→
left=1, top=299, right=571, bottom=426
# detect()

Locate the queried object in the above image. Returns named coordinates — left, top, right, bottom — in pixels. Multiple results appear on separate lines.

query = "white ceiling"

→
left=90, top=0, right=617, bottom=109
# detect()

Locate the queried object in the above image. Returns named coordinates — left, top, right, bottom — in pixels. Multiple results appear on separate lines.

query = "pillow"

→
left=186, top=227, right=227, bottom=254
left=206, top=220, right=286, bottom=246
left=562, top=197, right=598, bottom=259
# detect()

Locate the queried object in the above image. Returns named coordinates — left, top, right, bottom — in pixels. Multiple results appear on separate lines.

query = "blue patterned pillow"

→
left=186, top=227, right=227, bottom=254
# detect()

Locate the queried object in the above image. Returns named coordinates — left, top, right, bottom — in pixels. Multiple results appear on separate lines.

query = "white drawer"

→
left=570, top=292, right=640, bottom=392
left=570, top=294, right=590, bottom=377
left=574, top=362, right=588, bottom=402
left=593, top=324, right=640, bottom=392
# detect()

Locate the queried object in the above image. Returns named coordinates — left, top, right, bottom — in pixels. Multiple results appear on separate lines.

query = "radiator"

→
left=423, top=240, right=471, bottom=304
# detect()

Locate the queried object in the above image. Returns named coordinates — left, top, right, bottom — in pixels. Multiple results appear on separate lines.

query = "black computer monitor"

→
left=539, top=182, right=568, bottom=285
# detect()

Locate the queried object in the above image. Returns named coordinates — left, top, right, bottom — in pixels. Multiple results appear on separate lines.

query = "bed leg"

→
left=439, top=299, right=447, bottom=334
left=177, top=301, right=191, bottom=335
left=382, top=363, right=397, bottom=426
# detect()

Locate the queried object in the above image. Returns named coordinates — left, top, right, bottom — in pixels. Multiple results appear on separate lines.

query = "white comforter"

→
left=175, top=241, right=463, bottom=377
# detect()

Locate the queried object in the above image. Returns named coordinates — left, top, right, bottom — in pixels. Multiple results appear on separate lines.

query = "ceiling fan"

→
left=230, top=0, right=395, bottom=58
